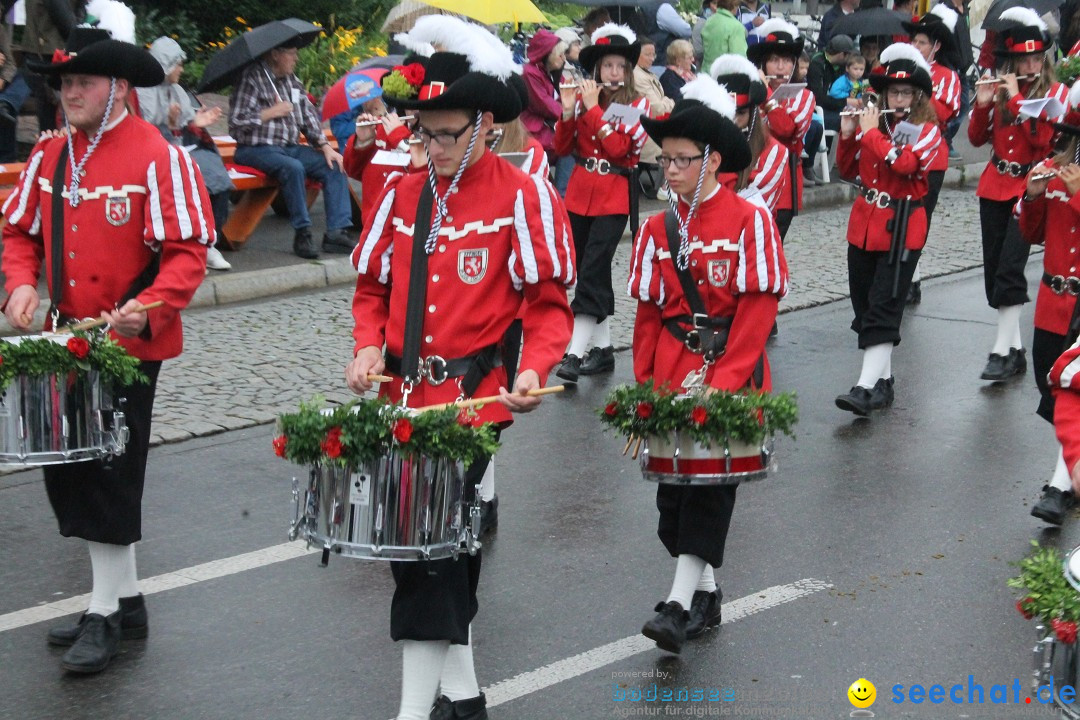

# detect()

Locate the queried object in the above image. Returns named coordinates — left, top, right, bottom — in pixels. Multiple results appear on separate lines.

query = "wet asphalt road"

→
left=1, top=261, right=1078, bottom=720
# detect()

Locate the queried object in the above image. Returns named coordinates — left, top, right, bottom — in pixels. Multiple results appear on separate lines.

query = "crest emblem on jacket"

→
left=458, top=248, right=488, bottom=284
left=708, top=259, right=730, bottom=287
left=106, top=196, right=131, bottom=227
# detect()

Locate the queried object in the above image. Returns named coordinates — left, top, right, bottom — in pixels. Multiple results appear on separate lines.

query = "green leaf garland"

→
left=0, top=330, right=146, bottom=391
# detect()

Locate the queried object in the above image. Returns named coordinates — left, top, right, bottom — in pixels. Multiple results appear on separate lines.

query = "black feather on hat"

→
left=27, top=27, right=164, bottom=89
left=579, top=23, right=641, bottom=75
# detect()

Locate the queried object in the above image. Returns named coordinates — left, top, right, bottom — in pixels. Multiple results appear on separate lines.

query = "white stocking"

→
left=397, top=640, right=450, bottom=720
left=666, top=554, right=707, bottom=610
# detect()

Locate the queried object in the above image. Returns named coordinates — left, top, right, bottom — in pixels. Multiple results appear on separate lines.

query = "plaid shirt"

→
left=228, top=61, right=327, bottom=149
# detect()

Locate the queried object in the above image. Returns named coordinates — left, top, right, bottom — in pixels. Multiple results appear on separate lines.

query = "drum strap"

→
left=49, top=144, right=70, bottom=312
left=399, top=182, right=436, bottom=385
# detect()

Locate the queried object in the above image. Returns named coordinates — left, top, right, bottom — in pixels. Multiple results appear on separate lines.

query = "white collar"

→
left=103, top=108, right=128, bottom=132
left=679, top=183, right=720, bottom=206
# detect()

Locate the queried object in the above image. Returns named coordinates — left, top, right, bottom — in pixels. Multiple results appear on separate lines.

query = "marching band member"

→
left=711, top=53, right=791, bottom=215
left=1017, top=118, right=1080, bottom=525
left=553, top=23, right=649, bottom=382
left=747, top=18, right=812, bottom=241
left=344, top=108, right=423, bottom=220
left=969, top=7, right=1067, bottom=383
left=2, top=31, right=212, bottom=673
left=1051, top=335, right=1080, bottom=496
left=344, top=18, right=573, bottom=720
left=903, top=3, right=962, bottom=304
left=628, top=75, right=787, bottom=653
left=834, top=44, right=941, bottom=416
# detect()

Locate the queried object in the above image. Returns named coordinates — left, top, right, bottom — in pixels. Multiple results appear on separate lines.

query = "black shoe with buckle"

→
left=685, top=590, right=722, bottom=639
left=322, top=228, right=357, bottom=254
left=1031, top=486, right=1077, bottom=526
left=555, top=354, right=581, bottom=383
left=906, top=280, right=921, bottom=305
left=869, top=377, right=894, bottom=410
left=429, top=692, right=488, bottom=720
left=293, top=228, right=319, bottom=259
left=61, top=610, right=122, bottom=674
left=48, top=594, right=148, bottom=647
left=479, top=495, right=498, bottom=536
left=981, top=348, right=1026, bottom=381
left=835, top=386, right=873, bottom=416
left=641, top=601, right=688, bottom=654
left=579, top=345, right=614, bottom=375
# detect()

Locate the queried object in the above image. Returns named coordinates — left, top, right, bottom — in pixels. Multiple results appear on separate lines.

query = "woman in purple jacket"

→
left=520, top=28, right=566, bottom=154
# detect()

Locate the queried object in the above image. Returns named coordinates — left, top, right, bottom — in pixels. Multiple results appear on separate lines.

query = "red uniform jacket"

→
left=553, top=97, right=650, bottom=217
left=1017, top=174, right=1080, bottom=335
left=928, top=61, right=960, bottom=172
left=342, top=123, right=415, bottom=221
left=351, top=150, right=575, bottom=425
left=837, top=123, right=941, bottom=252
left=628, top=185, right=788, bottom=393
left=2, top=113, right=211, bottom=361
left=1051, top=338, right=1080, bottom=476
left=969, top=82, right=1068, bottom=201
left=518, top=136, right=550, bottom=180
left=718, top=135, right=790, bottom=216
left=761, top=87, right=815, bottom=212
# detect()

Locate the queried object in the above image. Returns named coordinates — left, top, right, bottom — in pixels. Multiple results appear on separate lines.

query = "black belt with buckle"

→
left=385, top=344, right=503, bottom=387
left=860, top=187, right=924, bottom=210
left=1043, top=272, right=1080, bottom=296
left=574, top=155, right=632, bottom=177
left=991, top=154, right=1032, bottom=178
left=663, top=313, right=733, bottom=355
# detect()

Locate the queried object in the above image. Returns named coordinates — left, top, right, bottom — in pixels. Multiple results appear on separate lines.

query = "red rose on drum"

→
left=1016, top=597, right=1035, bottom=620
left=690, top=406, right=707, bottom=426
left=66, top=337, right=90, bottom=360
left=604, top=403, right=618, bottom=417
left=1053, top=618, right=1078, bottom=644
left=320, top=426, right=343, bottom=459
left=393, top=418, right=413, bottom=444
left=273, top=435, right=288, bottom=458
left=636, top=402, right=653, bottom=419
left=456, top=409, right=482, bottom=428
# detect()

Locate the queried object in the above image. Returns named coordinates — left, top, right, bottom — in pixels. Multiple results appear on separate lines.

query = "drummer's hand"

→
left=1060, top=164, right=1080, bottom=196
left=346, top=345, right=384, bottom=394
left=1026, top=162, right=1055, bottom=197
left=498, top=369, right=542, bottom=413
left=102, top=298, right=147, bottom=338
left=4, top=284, right=38, bottom=330
left=354, top=113, right=378, bottom=147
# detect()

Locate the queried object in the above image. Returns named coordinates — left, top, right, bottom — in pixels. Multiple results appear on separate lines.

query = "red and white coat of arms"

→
left=708, top=259, right=730, bottom=287
left=457, top=248, right=488, bottom=284
left=106, top=196, right=131, bottom=227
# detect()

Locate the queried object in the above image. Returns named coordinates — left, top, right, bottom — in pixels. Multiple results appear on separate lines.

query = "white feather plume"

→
left=84, top=0, right=135, bottom=43
left=590, top=22, right=636, bottom=46
left=393, top=32, right=435, bottom=58
left=879, top=42, right=931, bottom=74
left=709, top=54, right=759, bottom=83
left=405, top=15, right=518, bottom=79
left=929, top=3, right=959, bottom=33
left=1069, top=79, right=1080, bottom=110
left=751, top=18, right=800, bottom=40
left=680, top=74, right=736, bottom=120
left=998, top=6, right=1048, bottom=33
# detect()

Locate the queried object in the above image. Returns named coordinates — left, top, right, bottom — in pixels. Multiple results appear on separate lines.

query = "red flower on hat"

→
left=392, top=418, right=413, bottom=444
left=871, top=65, right=886, bottom=75
left=396, top=62, right=426, bottom=87
left=596, top=36, right=611, bottom=45
left=51, top=48, right=71, bottom=64
left=66, top=337, right=90, bottom=359
left=273, top=435, right=288, bottom=458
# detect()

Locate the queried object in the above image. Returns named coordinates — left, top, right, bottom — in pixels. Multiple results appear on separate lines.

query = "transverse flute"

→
left=355, top=115, right=416, bottom=127
left=1030, top=171, right=1058, bottom=181
left=839, top=108, right=900, bottom=116
left=974, top=74, right=1039, bottom=86
left=559, top=82, right=625, bottom=89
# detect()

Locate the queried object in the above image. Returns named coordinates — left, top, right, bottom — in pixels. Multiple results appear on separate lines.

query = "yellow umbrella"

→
left=417, top=0, right=547, bottom=25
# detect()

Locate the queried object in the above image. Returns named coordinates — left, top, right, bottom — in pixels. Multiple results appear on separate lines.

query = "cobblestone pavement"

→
left=152, top=186, right=1000, bottom=445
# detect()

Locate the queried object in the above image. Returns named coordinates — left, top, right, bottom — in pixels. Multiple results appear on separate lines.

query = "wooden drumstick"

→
left=56, top=301, right=165, bottom=334
left=367, top=374, right=393, bottom=383
left=415, top=385, right=566, bottom=412
left=623, top=434, right=635, bottom=456
left=631, top=436, right=644, bottom=460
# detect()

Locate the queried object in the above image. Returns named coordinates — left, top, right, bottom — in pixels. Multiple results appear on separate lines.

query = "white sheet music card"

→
left=891, top=120, right=921, bottom=146
left=372, top=150, right=411, bottom=167
left=1019, top=96, right=1066, bottom=121
left=769, top=83, right=807, bottom=102
left=602, top=102, right=644, bottom=127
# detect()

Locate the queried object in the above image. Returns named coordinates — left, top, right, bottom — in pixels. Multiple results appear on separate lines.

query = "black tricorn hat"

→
left=710, top=54, right=768, bottom=110
left=640, top=75, right=752, bottom=173
left=867, top=43, right=933, bottom=96
left=902, top=4, right=959, bottom=53
left=994, top=7, right=1052, bottom=57
left=382, top=50, right=522, bottom=123
left=579, top=23, right=641, bottom=74
left=746, top=19, right=805, bottom=66
left=28, top=29, right=164, bottom=89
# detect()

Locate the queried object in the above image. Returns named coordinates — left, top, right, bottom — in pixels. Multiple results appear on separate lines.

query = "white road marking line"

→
left=0, top=541, right=318, bottom=633
left=483, top=578, right=832, bottom=708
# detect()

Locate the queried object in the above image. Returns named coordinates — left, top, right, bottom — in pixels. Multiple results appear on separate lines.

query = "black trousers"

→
left=924, top=170, right=945, bottom=230
left=390, top=453, right=492, bottom=645
left=568, top=212, right=628, bottom=320
left=43, top=362, right=161, bottom=545
left=656, top=485, right=737, bottom=569
left=1034, top=327, right=1068, bottom=424
left=776, top=209, right=794, bottom=242
left=979, top=198, right=1031, bottom=308
left=848, top=245, right=922, bottom=348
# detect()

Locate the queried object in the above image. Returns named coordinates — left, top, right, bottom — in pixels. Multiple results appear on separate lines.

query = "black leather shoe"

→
left=479, top=495, right=498, bottom=536
left=1031, top=486, right=1077, bottom=526
left=322, top=228, right=357, bottom=254
left=61, top=610, right=122, bottom=674
left=981, top=348, right=1026, bottom=381
left=906, top=280, right=921, bottom=305
left=579, top=345, right=614, bottom=375
left=835, top=386, right=873, bottom=416
left=555, top=354, right=581, bottom=383
left=48, top=594, right=148, bottom=647
left=430, top=692, right=488, bottom=719
left=685, top=590, right=722, bottom=639
left=869, top=377, right=894, bottom=410
left=293, top=228, right=319, bottom=259
left=641, top=601, right=688, bottom=654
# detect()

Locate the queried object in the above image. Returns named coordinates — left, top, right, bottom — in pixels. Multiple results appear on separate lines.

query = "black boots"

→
left=980, top=348, right=1027, bottom=381
left=555, top=354, right=581, bottom=383
left=1031, top=486, right=1077, bottom=526
left=579, top=346, right=615, bottom=375
left=430, top=692, right=489, bottom=719
left=60, top=610, right=122, bottom=673
left=322, top=228, right=357, bottom=254
left=835, top=386, right=873, bottom=417
left=641, top=601, right=689, bottom=654
left=48, top=594, right=148, bottom=646
left=685, top=590, right=722, bottom=639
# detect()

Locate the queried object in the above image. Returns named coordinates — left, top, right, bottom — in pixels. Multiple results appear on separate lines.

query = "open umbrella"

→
left=320, top=68, right=388, bottom=120
left=981, top=0, right=1063, bottom=31
left=355, top=54, right=405, bottom=71
left=418, top=0, right=547, bottom=25
left=381, top=0, right=462, bottom=34
left=196, top=18, right=322, bottom=93
left=831, top=8, right=910, bottom=40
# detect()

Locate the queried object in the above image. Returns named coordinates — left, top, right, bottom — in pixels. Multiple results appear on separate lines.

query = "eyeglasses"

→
left=658, top=154, right=705, bottom=169
left=416, top=120, right=475, bottom=147
left=887, top=88, right=915, bottom=99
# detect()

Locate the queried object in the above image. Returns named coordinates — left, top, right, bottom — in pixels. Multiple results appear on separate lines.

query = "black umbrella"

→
left=354, top=54, right=405, bottom=71
left=982, top=0, right=1063, bottom=31
left=831, top=8, right=910, bottom=40
left=196, top=18, right=322, bottom=93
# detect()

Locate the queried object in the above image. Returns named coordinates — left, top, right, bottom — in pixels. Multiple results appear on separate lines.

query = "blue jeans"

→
left=803, top=118, right=824, bottom=169
left=233, top=143, right=352, bottom=231
left=554, top=154, right=575, bottom=197
left=0, top=72, right=29, bottom=162
left=946, top=73, right=972, bottom=149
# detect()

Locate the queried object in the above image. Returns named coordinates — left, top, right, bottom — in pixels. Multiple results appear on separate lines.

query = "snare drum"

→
left=0, top=335, right=129, bottom=465
left=640, top=431, right=773, bottom=485
left=1028, top=545, right=1080, bottom=718
left=290, top=450, right=480, bottom=562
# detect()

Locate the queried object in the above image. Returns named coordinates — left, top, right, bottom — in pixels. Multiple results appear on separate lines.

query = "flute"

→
left=559, top=82, right=625, bottom=89
left=1030, top=171, right=1058, bottom=181
left=974, top=74, right=1039, bottom=86
left=355, top=115, right=416, bottom=127
left=839, top=108, right=900, bottom=116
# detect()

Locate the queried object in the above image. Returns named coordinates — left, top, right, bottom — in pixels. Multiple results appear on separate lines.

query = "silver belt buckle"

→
left=422, top=355, right=449, bottom=386
left=596, top=158, right=611, bottom=175
left=1070, top=277, right=1080, bottom=296
left=1054, top=276, right=1080, bottom=296
left=875, top=191, right=892, bottom=209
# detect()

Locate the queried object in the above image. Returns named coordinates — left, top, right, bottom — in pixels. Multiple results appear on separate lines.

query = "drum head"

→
left=1066, top=546, right=1080, bottom=593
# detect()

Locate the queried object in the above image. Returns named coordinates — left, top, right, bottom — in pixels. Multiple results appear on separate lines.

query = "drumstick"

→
left=368, top=374, right=393, bottom=383
left=56, top=301, right=165, bottom=334
left=623, top=434, right=635, bottom=456
left=414, top=385, right=566, bottom=412
left=356, top=115, right=416, bottom=127
left=631, top=436, right=643, bottom=460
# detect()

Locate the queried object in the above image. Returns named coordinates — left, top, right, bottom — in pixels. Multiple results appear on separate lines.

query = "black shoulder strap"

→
left=664, top=208, right=708, bottom=318
left=50, top=144, right=69, bottom=308
left=399, top=182, right=435, bottom=383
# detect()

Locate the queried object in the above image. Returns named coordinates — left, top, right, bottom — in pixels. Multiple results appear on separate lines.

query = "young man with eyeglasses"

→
left=344, top=17, right=573, bottom=720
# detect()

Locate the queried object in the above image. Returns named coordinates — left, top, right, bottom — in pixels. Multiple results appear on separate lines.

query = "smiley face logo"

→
left=848, top=678, right=876, bottom=709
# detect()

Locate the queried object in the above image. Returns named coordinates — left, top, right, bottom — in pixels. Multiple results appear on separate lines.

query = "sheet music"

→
left=890, top=121, right=921, bottom=146
left=602, top=103, right=644, bottom=127
left=769, top=83, right=807, bottom=102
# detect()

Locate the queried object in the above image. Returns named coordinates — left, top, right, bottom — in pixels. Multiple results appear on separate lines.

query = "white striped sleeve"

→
left=353, top=186, right=396, bottom=284
left=513, top=187, right=540, bottom=287
left=4, top=148, right=44, bottom=227
left=751, top=143, right=785, bottom=212
left=145, top=159, right=166, bottom=242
